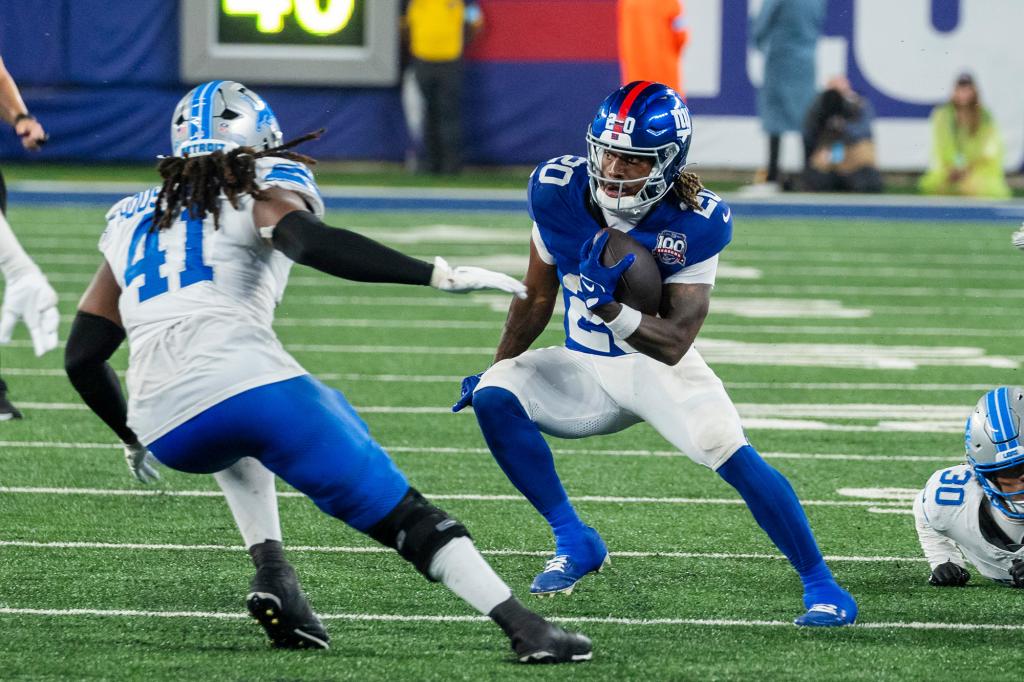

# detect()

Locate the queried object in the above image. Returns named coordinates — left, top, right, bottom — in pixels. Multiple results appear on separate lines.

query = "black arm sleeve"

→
left=271, top=210, right=434, bottom=285
left=64, top=311, right=136, bottom=444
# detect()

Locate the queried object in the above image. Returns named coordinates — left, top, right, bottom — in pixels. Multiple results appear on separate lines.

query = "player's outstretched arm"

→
left=452, top=242, right=558, bottom=412
left=254, top=188, right=525, bottom=297
left=65, top=262, right=160, bottom=484
left=451, top=242, right=557, bottom=412
left=493, top=241, right=560, bottom=363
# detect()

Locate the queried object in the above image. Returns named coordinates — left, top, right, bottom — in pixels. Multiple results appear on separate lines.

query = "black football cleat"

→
left=511, top=620, right=593, bottom=664
left=0, top=391, right=23, bottom=421
left=246, top=561, right=330, bottom=650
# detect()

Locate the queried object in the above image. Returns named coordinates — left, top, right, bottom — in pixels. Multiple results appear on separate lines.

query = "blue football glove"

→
left=452, top=373, right=483, bottom=412
left=578, top=231, right=635, bottom=311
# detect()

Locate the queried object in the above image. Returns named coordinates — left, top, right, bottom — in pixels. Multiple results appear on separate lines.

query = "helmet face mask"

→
left=586, top=133, right=680, bottom=214
left=586, top=81, right=692, bottom=216
left=171, top=80, right=283, bottom=158
left=965, top=386, right=1024, bottom=520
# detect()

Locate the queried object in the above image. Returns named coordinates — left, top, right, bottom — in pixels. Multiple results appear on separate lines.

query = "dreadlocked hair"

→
left=152, top=129, right=323, bottom=231
left=672, top=170, right=705, bottom=212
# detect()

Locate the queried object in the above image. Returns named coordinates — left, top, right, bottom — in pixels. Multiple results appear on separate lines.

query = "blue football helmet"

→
left=586, top=81, right=692, bottom=215
left=171, top=80, right=283, bottom=157
left=965, top=386, right=1024, bottom=519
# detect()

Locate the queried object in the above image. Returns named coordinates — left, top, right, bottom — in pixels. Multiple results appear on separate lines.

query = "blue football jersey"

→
left=528, top=155, right=733, bottom=357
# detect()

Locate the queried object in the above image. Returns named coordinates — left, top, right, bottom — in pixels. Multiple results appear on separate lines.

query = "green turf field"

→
left=1, top=202, right=1022, bottom=680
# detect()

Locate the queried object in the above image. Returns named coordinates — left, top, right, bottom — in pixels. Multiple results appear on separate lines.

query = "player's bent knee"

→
left=686, top=407, right=747, bottom=467
left=472, top=385, right=524, bottom=415
left=366, top=488, right=471, bottom=580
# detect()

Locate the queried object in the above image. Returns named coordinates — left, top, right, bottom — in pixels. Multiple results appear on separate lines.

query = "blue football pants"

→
left=148, top=375, right=410, bottom=532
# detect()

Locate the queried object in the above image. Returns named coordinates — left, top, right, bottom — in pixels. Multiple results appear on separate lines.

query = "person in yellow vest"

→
left=401, top=0, right=483, bottom=174
left=617, top=0, right=689, bottom=96
left=919, top=73, right=1011, bottom=199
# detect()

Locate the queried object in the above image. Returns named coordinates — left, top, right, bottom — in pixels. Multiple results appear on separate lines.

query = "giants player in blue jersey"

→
left=454, top=81, right=857, bottom=626
left=63, top=80, right=591, bottom=662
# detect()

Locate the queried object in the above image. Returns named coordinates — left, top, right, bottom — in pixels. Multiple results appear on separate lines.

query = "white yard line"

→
left=73, top=339, right=1001, bottom=371
left=0, top=540, right=923, bottom=563
left=0, top=438, right=958, bottom=464
left=0, top=440, right=959, bottom=463
left=0, top=368, right=1000, bottom=393
left=0, top=486, right=907, bottom=508
left=44, top=291, right=1021, bottom=318
left=720, top=283, right=1024, bottom=300
left=0, top=607, right=1018, bottom=631
left=2, top=401, right=977, bottom=434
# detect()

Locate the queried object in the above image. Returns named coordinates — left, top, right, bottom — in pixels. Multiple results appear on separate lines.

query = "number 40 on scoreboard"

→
left=222, top=0, right=356, bottom=36
left=180, top=0, right=398, bottom=86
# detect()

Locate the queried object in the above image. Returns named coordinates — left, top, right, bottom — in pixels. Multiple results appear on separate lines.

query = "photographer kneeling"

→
left=801, top=76, right=883, bottom=193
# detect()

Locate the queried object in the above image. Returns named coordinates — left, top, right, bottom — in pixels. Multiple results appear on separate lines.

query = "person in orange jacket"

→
left=618, top=0, right=689, bottom=96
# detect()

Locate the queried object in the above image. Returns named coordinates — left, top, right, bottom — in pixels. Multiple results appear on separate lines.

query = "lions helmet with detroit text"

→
left=170, top=80, right=283, bottom=158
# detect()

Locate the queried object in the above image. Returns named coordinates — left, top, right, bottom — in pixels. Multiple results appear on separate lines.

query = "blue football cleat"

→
left=794, top=585, right=858, bottom=627
left=530, top=528, right=609, bottom=596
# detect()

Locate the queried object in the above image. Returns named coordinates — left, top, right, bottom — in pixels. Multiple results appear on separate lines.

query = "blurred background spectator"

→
left=748, top=0, right=827, bottom=193
left=800, top=76, right=882, bottom=193
left=617, top=0, right=689, bottom=97
left=400, top=0, right=483, bottom=175
left=919, top=73, right=1011, bottom=199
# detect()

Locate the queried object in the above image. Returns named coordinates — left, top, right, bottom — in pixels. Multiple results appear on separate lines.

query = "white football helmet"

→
left=171, top=80, right=283, bottom=157
left=965, top=386, right=1024, bottom=519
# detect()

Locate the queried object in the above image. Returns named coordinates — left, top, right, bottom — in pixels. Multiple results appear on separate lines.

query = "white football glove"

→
left=429, top=256, right=527, bottom=299
left=124, top=442, right=162, bottom=484
left=0, top=269, right=59, bottom=356
left=1012, top=224, right=1024, bottom=251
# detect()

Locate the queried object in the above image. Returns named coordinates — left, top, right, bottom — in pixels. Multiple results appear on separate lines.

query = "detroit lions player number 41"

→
left=63, top=80, right=591, bottom=663
left=454, top=80, right=857, bottom=626
left=914, top=387, right=1024, bottom=588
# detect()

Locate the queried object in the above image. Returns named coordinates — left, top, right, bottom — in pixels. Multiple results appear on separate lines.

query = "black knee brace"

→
left=367, top=488, right=471, bottom=580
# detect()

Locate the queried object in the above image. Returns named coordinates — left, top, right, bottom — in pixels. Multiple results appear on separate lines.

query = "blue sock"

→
left=472, top=387, right=588, bottom=553
left=717, top=445, right=834, bottom=588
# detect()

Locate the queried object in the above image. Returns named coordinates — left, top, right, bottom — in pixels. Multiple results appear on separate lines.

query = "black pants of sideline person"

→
left=413, top=58, right=464, bottom=175
left=801, top=166, right=883, bottom=193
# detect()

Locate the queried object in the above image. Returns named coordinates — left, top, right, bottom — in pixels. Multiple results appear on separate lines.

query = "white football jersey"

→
left=99, top=157, right=325, bottom=444
left=913, top=464, right=1024, bottom=583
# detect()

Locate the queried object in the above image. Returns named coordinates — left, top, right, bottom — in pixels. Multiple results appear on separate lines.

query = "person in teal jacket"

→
left=750, top=0, right=827, bottom=188
left=919, top=73, right=1011, bottom=199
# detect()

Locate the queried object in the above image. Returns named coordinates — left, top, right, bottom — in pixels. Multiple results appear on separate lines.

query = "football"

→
left=599, top=228, right=663, bottom=315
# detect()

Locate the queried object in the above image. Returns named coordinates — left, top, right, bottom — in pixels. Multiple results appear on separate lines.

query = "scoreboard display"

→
left=180, top=0, right=399, bottom=86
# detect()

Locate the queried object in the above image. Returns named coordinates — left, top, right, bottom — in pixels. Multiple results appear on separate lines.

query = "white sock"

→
left=214, top=457, right=282, bottom=548
left=427, top=537, right=513, bottom=615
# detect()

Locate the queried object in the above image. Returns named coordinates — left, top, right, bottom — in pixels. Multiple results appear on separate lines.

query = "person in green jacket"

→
left=919, top=73, right=1011, bottom=199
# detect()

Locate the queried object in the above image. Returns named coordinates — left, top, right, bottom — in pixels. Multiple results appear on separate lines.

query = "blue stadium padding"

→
left=462, top=62, right=619, bottom=164
left=67, top=0, right=179, bottom=86
left=0, top=86, right=410, bottom=162
left=0, top=1, right=66, bottom=86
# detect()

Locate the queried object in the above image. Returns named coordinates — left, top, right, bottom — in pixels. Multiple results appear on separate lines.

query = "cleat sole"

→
left=246, top=592, right=330, bottom=650
left=517, top=649, right=593, bottom=664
